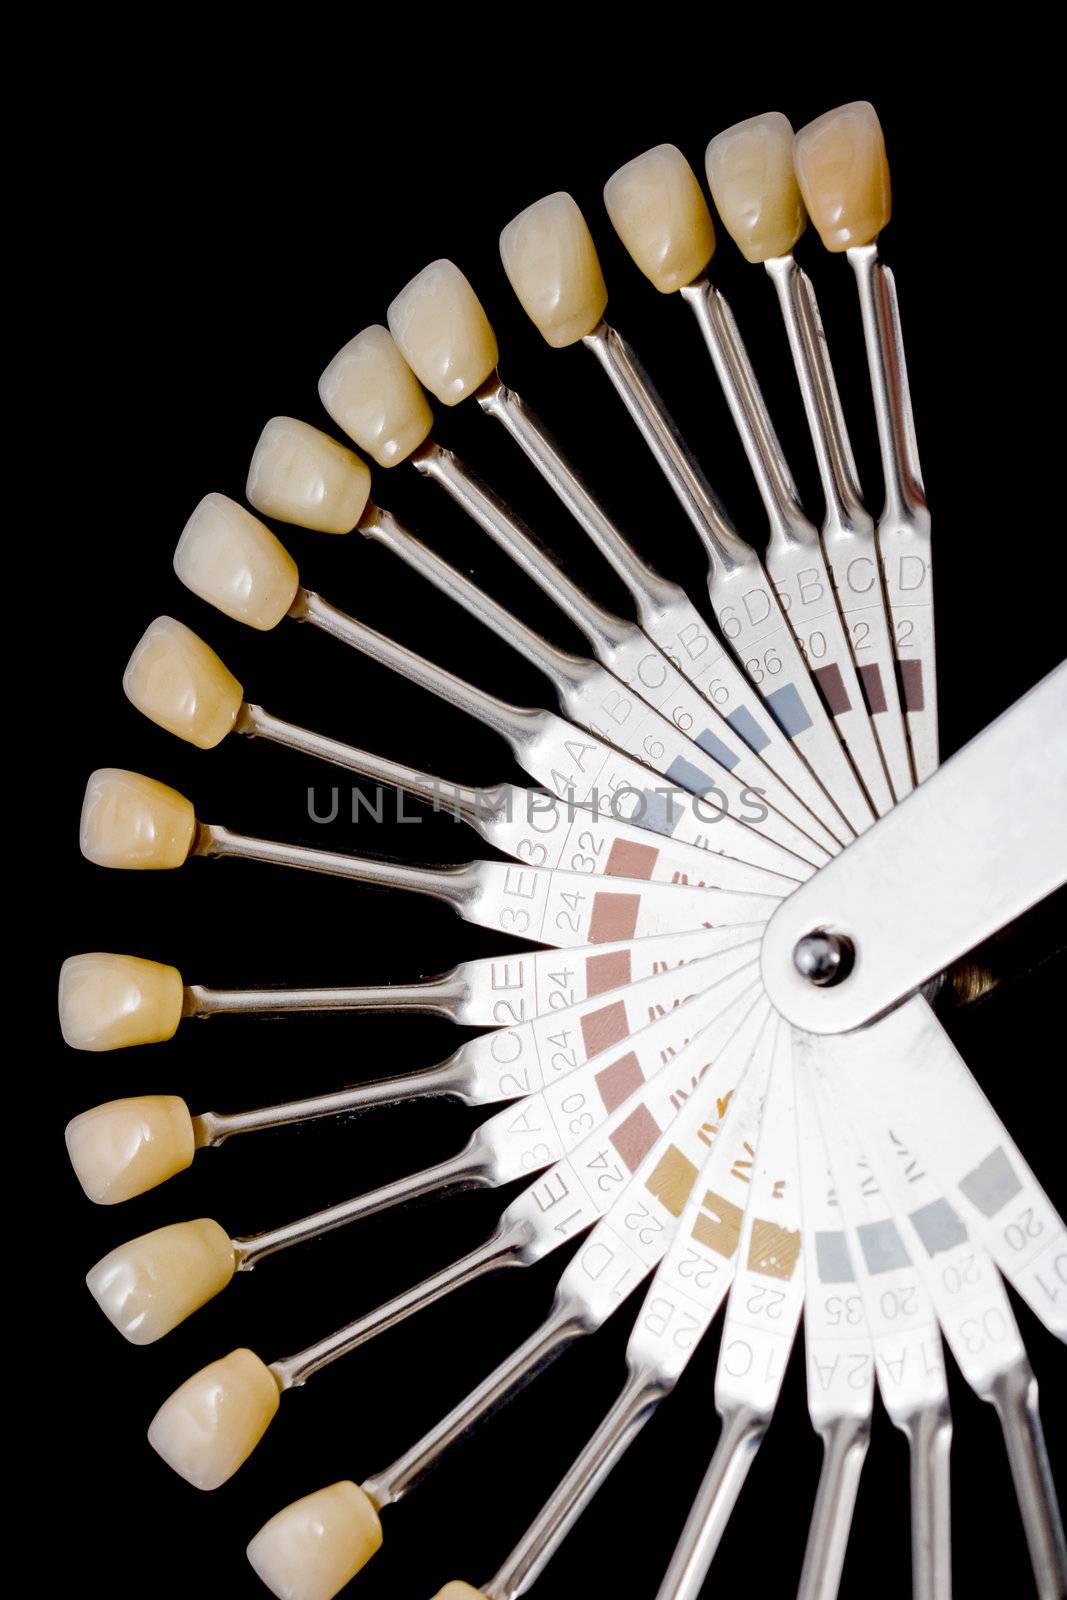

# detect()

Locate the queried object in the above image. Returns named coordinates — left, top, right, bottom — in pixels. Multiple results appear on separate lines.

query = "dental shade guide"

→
left=57, top=101, right=1065, bottom=1600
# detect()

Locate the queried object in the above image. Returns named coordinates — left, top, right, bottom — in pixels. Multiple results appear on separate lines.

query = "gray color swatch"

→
left=959, top=1146, right=1023, bottom=1219
left=815, top=1229, right=855, bottom=1284
left=638, top=789, right=683, bottom=837
left=909, top=1197, right=969, bottom=1258
left=858, top=1217, right=910, bottom=1275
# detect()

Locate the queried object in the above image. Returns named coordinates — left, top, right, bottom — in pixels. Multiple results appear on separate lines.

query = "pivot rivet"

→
left=793, top=931, right=855, bottom=987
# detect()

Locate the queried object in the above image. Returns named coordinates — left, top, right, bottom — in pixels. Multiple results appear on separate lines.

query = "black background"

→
left=47, top=74, right=1065, bottom=1600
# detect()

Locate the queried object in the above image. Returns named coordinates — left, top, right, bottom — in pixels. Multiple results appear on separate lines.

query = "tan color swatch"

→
left=645, top=1145, right=699, bottom=1217
left=692, top=1189, right=745, bottom=1259
left=747, top=1218, right=802, bottom=1280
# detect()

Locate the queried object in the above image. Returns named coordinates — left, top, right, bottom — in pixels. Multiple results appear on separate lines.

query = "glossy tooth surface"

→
left=705, top=111, right=807, bottom=263
left=604, top=144, right=715, bottom=292
left=793, top=101, right=891, bottom=252
left=80, top=769, right=196, bottom=870
left=59, top=952, right=184, bottom=1051
left=66, top=1095, right=194, bottom=1204
left=319, top=325, right=433, bottom=467
left=87, top=1219, right=235, bottom=1344
left=124, top=616, right=243, bottom=749
left=247, top=417, right=371, bottom=535
left=248, top=1482, right=383, bottom=1600
left=148, top=1348, right=280, bottom=1490
left=430, top=1586, right=486, bottom=1599
left=388, top=260, right=498, bottom=406
left=174, top=492, right=299, bottom=630
left=499, top=193, right=608, bottom=347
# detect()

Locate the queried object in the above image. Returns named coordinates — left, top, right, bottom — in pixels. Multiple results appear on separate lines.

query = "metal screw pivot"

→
left=793, top=931, right=855, bottom=987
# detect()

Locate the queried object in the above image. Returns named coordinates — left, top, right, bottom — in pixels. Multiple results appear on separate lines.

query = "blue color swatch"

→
left=694, top=727, right=741, bottom=770
left=765, top=682, right=814, bottom=739
left=726, top=705, right=771, bottom=753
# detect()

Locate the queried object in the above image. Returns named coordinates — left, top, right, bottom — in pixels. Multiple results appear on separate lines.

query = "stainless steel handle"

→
left=239, top=700, right=492, bottom=827
left=902, top=1402, right=954, bottom=1600
left=848, top=244, right=928, bottom=531
left=191, top=1054, right=471, bottom=1149
left=233, top=1139, right=487, bottom=1270
left=364, top=1297, right=583, bottom=1511
left=990, top=1361, right=1067, bottom=1600
left=796, top=1414, right=870, bottom=1600
left=653, top=1405, right=765, bottom=1600
left=186, top=969, right=469, bottom=1022
left=582, top=320, right=751, bottom=576
left=680, top=277, right=814, bottom=551
left=760, top=662, right=1067, bottom=1032
left=413, top=432, right=627, bottom=652
left=192, top=820, right=479, bottom=909
left=478, top=374, right=680, bottom=613
left=764, top=255, right=869, bottom=535
left=271, top=1220, right=530, bottom=1389
left=359, top=497, right=587, bottom=691
left=484, top=1367, right=667, bottom=1600
left=292, top=586, right=542, bottom=747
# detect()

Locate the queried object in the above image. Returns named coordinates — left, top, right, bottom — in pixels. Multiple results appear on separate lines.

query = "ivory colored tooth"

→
left=793, top=101, right=891, bottom=252
left=499, top=193, right=608, bottom=348
left=59, top=952, right=184, bottom=1052
left=705, top=111, right=807, bottom=263
left=319, top=325, right=434, bottom=467
left=429, top=1586, right=486, bottom=1599
left=387, top=260, right=499, bottom=406
left=65, top=1094, right=194, bottom=1204
left=80, top=769, right=196, bottom=870
left=247, top=1482, right=383, bottom=1600
left=123, top=616, right=243, bottom=749
left=604, top=144, right=715, bottom=293
left=87, top=1219, right=235, bottom=1344
left=174, top=492, right=299, bottom=630
left=247, top=417, right=372, bottom=535
left=148, top=1348, right=280, bottom=1490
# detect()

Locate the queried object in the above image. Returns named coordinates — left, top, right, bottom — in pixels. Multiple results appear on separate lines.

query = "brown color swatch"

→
left=896, top=659, right=925, bottom=712
left=595, top=1050, right=644, bottom=1112
left=812, top=662, right=852, bottom=716
left=610, top=1103, right=661, bottom=1172
left=605, top=838, right=660, bottom=880
left=580, top=1000, right=631, bottom=1059
left=589, top=892, right=642, bottom=944
left=584, top=950, right=631, bottom=996
left=857, top=662, right=887, bottom=714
